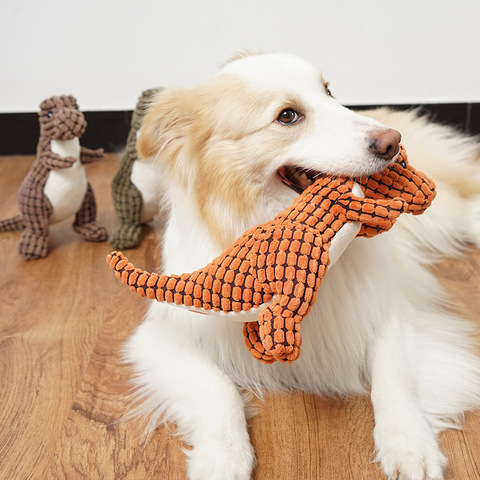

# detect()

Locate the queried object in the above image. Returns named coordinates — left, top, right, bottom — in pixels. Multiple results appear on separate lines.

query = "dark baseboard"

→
left=352, top=103, right=480, bottom=137
left=0, top=103, right=478, bottom=156
left=0, top=111, right=133, bottom=155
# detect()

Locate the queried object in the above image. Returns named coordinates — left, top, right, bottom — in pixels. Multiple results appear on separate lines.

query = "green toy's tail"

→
left=0, top=214, right=24, bottom=232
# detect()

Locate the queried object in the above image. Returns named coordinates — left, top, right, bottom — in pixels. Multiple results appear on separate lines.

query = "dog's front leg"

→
left=126, top=307, right=255, bottom=480
left=370, top=315, right=447, bottom=480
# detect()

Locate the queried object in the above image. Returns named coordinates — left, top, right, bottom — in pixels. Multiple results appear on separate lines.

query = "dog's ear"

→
left=137, top=87, right=195, bottom=160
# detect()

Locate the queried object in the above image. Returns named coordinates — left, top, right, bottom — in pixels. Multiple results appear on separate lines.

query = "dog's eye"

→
left=47, top=111, right=53, bottom=118
left=277, top=109, right=301, bottom=125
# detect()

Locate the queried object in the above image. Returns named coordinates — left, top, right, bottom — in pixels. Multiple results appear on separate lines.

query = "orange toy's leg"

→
left=243, top=227, right=322, bottom=364
left=244, top=321, right=275, bottom=364
left=244, top=289, right=314, bottom=364
left=337, top=196, right=408, bottom=238
left=259, top=295, right=304, bottom=363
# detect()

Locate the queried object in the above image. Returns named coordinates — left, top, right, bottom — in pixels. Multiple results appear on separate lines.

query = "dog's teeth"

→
left=296, top=172, right=312, bottom=187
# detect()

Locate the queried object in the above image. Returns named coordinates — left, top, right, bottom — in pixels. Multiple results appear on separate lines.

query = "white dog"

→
left=126, top=52, right=480, bottom=480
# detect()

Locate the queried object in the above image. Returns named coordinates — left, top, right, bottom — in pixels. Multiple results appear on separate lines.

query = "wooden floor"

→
left=1, top=154, right=479, bottom=480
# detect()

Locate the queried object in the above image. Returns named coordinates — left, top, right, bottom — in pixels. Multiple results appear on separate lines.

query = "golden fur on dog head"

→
left=137, top=71, right=305, bottom=248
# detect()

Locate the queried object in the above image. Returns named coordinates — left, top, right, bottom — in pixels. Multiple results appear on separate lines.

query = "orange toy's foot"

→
left=273, top=344, right=301, bottom=364
left=244, top=322, right=302, bottom=364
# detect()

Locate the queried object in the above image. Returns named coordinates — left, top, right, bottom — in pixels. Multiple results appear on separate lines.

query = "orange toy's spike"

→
left=107, top=145, right=436, bottom=363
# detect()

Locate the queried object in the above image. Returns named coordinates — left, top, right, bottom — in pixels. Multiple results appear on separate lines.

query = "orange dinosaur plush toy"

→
left=107, top=146, right=436, bottom=363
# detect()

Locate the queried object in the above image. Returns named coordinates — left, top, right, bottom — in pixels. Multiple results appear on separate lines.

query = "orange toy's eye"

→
left=324, top=82, right=333, bottom=97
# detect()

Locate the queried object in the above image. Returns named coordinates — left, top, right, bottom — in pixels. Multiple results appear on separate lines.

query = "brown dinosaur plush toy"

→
left=0, top=95, right=108, bottom=259
left=107, top=146, right=436, bottom=363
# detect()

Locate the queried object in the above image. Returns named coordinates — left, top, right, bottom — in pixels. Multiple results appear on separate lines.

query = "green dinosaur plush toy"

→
left=109, top=87, right=164, bottom=250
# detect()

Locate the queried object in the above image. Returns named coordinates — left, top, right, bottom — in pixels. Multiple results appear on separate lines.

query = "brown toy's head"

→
left=38, top=95, right=87, bottom=140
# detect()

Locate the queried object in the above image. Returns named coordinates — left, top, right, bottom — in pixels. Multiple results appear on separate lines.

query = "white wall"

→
left=0, top=0, right=479, bottom=113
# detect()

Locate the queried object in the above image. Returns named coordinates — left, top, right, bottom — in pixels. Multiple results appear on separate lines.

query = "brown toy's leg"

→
left=19, top=229, right=49, bottom=260
left=18, top=189, right=52, bottom=260
left=73, top=183, right=108, bottom=242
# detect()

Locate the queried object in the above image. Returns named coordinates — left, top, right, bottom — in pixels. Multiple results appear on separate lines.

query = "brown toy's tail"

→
left=0, top=214, right=24, bottom=232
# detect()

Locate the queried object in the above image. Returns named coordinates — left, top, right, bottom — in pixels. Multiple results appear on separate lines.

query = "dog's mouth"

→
left=277, top=156, right=406, bottom=195
left=277, top=166, right=322, bottom=194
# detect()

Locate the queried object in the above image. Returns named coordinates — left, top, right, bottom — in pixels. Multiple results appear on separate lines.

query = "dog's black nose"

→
left=369, top=128, right=402, bottom=161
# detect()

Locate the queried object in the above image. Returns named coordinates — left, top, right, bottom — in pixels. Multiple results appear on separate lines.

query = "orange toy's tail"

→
left=107, top=251, right=191, bottom=305
left=106, top=250, right=271, bottom=314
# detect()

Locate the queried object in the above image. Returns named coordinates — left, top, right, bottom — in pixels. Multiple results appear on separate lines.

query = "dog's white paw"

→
left=187, top=437, right=255, bottom=480
left=374, top=424, right=447, bottom=480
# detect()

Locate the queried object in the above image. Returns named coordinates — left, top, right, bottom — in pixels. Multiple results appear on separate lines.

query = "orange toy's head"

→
left=357, top=145, right=436, bottom=238
left=359, top=145, right=436, bottom=215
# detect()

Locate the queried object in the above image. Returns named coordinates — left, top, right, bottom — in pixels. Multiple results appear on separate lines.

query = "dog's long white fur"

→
left=125, top=53, right=480, bottom=480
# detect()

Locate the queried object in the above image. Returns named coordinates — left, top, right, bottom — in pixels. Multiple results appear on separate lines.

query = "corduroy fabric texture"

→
left=0, top=95, right=107, bottom=260
left=109, top=88, right=164, bottom=250
left=107, top=146, right=436, bottom=363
